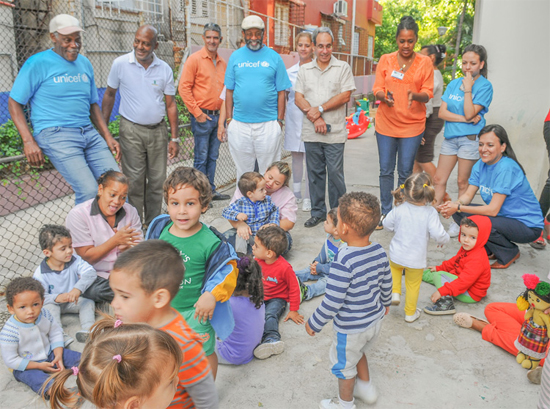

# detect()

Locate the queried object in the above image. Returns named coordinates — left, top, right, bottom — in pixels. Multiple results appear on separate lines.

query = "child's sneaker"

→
left=354, top=379, right=378, bottom=404
left=405, top=308, right=421, bottom=323
left=319, top=398, right=356, bottom=409
left=299, top=278, right=309, bottom=302
left=424, top=296, right=456, bottom=315
left=63, top=334, right=74, bottom=347
left=391, top=293, right=400, bottom=306
left=253, top=340, right=285, bottom=360
left=76, top=330, right=90, bottom=343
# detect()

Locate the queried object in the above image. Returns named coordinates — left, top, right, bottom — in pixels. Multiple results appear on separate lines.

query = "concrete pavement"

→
left=0, top=127, right=547, bottom=408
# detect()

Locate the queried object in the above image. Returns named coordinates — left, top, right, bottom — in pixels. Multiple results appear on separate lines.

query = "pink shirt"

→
left=231, top=186, right=297, bottom=224
left=65, top=199, right=143, bottom=279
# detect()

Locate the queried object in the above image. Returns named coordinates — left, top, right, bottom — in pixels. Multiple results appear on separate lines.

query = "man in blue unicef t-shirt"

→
left=9, top=14, right=119, bottom=204
left=224, top=15, right=292, bottom=180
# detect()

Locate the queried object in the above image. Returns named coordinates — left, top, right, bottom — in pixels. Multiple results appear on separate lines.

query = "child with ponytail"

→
left=382, top=173, right=450, bottom=323
left=215, top=254, right=265, bottom=365
left=46, top=316, right=182, bottom=409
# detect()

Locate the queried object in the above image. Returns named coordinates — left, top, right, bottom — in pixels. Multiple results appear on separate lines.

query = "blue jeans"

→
left=13, top=349, right=81, bottom=395
left=295, top=268, right=327, bottom=300
left=191, top=115, right=221, bottom=192
left=34, top=125, right=119, bottom=204
left=262, top=298, right=287, bottom=343
left=376, top=131, right=424, bottom=215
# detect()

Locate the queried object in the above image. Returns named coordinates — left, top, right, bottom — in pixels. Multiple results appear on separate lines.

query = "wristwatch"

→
left=170, top=138, right=179, bottom=143
left=318, top=105, right=324, bottom=114
left=277, top=119, right=285, bottom=126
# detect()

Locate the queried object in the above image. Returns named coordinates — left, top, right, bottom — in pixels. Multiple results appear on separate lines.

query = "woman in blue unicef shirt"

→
left=439, top=125, right=544, bottom=269
left=433, top=45, right=493, bottom=238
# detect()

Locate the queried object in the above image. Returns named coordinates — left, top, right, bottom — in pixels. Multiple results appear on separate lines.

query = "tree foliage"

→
left=375, top=0, right=475, bottom=84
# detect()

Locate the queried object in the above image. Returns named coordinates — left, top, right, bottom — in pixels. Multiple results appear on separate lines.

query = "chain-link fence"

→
left=0, top=0, right=312, bottom=290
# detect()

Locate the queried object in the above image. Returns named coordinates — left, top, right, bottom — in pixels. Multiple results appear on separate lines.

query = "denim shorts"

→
left=440, top=135, right=480, bottom=160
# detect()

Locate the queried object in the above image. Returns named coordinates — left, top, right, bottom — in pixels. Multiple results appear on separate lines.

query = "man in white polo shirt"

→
left=102, top=25, right=179, bottom=227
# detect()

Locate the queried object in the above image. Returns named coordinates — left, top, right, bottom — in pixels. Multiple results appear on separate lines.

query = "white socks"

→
left=338, top=396, right=355, bottom=409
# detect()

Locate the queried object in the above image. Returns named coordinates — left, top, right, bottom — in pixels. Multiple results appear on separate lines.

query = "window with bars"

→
left=96, top=0, right=163, bottom=16
left=274, top=2, right=290, bottom=47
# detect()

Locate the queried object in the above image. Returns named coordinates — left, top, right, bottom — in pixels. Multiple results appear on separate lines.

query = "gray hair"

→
left=204, top=22, right=222, bottom=36
left=312, top=27, right=334, bottom=45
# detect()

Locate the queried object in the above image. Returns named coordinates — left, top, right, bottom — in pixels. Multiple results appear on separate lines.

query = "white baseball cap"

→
left=49, top=14, right=84, bottom=35
left=241, top=15, right=265, bottom=31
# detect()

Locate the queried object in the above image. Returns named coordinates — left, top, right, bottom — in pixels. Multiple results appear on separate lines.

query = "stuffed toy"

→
left=515, top=274, right=550, bottom=369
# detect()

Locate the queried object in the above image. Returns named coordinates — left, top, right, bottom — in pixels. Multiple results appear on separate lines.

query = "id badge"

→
left=391, top=70, right=404, bottom=80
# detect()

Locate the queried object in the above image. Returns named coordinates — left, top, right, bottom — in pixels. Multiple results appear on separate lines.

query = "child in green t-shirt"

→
left=146, top=167, right=238, bottom=378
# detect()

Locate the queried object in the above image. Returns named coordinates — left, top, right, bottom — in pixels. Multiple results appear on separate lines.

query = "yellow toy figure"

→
left=515, top=274, right=550, bottom=369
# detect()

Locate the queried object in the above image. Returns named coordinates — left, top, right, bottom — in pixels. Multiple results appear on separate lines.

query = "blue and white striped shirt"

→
left=308, top=243, right=392, bottom=334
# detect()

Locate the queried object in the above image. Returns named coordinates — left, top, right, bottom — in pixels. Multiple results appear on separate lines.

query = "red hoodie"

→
left=436, top=215, right=492, bottom=301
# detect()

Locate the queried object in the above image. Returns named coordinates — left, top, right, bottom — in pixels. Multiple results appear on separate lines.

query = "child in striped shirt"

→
left=306, top=192, right=392, bottom=409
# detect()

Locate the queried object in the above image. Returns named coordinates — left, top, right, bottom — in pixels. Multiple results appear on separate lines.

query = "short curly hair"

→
left=256, top=225, right=288, bottom=257
left=6, top=277, right=44, bottom=306
left=338, top=192, right=380, bottom=237
left=163, top=167, right=212, bottom=210
left=39, top=224, right=72, bottom=251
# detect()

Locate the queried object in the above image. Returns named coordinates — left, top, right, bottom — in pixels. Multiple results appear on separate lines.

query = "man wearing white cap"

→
left=9, top=14, right=120, bottom=205
left=224, top=15, right=291, bottom=179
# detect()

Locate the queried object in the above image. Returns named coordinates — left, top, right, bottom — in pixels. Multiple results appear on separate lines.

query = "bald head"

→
left=133, top=25, right=158, bottom=67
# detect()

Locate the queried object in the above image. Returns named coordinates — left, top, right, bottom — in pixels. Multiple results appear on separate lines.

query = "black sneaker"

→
left=424, top=296, right=456, bottom=315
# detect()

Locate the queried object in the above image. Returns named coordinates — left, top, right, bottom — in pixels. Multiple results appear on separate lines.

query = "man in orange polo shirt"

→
left=180, top=22, right=230, bottom=201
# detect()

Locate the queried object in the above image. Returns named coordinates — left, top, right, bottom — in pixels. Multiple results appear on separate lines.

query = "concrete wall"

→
left=473, top=0, right=550, bottom=193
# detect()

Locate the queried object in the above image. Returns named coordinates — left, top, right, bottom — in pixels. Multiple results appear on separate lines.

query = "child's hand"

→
left=428, top=266, right=437, bottom=272
left=385, top=306, right=390, bottom=315
left=194, top=291, right=216, bottom=323
left=236, top=224, right=252, bottom=240
left=305, top=321, right=316, bottom=336
left=237, top=213, right=248, bottom=222
left=66, top=288, right=81, bottom=303
left=36, top=361, right=60, bottom=373
left=284, top=311, right=304, bottom=325
left=55, top=293, right=70, bottom=304
left=431, top=290, right=442, bottom=303
left=51, top=348, right=65, bottom=371
left=310, top=261, right=318, bottom=275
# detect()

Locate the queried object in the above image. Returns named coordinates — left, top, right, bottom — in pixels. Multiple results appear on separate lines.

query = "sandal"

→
left=530, top=232, right=547, bottom=250
left=453, top=312, right=489, bottom=329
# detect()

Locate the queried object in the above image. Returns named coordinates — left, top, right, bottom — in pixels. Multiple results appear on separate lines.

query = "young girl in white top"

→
left=383, top=173, right=450, bottom=323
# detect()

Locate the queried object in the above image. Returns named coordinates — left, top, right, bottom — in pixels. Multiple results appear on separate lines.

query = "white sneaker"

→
left=448, top=221, right=460, bottom=238
left=405, top=308, right=421, bottom=323
left=391, top=293, right=401, bottom=306
left=319, top=398, right=356, bottom=409
left=63, top=334, right=74, bottom=347
left=253, top=340, right=285, bottom=359
left=354, top=380, right=378, bottom=404
left=295, top=197, right=303, bottom=204
left=302, top=198, right=312, bottom=212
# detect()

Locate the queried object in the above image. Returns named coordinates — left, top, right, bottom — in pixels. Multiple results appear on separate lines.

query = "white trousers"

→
left=228, top=119, right=282, bottom=179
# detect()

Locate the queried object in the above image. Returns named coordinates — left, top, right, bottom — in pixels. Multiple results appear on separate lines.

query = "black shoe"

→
left=212, top=192, right=231, bottom=201
left=424, top=296, right=456, bottom=315
left=304, top=216, right=325, bottom=228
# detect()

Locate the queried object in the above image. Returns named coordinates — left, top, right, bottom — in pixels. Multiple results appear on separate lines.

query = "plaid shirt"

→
left=222, top=196, right=279, bottom=235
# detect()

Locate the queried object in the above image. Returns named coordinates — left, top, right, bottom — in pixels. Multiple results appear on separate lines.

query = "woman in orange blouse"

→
left=373, top=16, right=434, bottom=228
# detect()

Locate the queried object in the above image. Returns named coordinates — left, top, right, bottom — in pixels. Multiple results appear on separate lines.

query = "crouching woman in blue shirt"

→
left=439, top=124, right=544, bottom=269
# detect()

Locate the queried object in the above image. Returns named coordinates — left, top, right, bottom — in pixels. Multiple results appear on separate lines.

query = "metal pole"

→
left=350, top=0, right=356, bottom=73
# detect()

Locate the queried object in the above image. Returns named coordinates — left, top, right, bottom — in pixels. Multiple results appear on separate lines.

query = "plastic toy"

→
left=515, top=274, right=550, bottom=369
left=346, top=108, right=371, bottom=140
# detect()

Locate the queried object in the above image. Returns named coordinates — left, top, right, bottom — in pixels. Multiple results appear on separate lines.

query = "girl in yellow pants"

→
left=382, top=173, right=450, bottom=323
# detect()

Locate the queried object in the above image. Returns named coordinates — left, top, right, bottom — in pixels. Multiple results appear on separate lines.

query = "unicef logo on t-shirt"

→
left=53, top=73, right=88, bottom=83
left=261, top=61, right=270, bottom=68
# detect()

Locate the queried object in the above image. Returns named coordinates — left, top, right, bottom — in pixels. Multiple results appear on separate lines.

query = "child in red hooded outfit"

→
left=422, top=215, right=492, bottom=315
